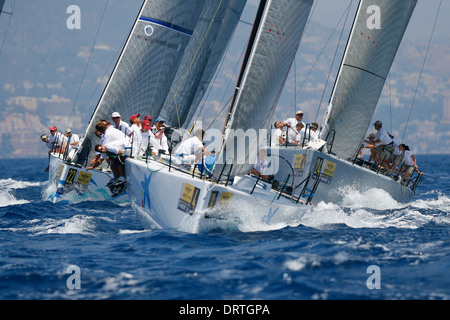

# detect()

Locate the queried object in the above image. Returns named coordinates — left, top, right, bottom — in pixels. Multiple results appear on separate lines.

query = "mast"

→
left=212, top=0, right=314, bottom=181
left=320, top=0, right=417, bottom=160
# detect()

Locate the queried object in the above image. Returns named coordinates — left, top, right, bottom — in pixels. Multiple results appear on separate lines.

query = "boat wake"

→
left=177, top=187, right=450, bottom=234
left=176, top=197, right=312, bottom=234
left=301, top=188, right=450, bottom=230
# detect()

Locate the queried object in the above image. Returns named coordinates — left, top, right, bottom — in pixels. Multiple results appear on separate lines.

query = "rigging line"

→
left=314, top=0, right=353, bottom=123
left=191, top=24, right=236, bottom=129
left=238, top=19, right=252, bottom=27
left=87, top=35, right=128, bottom=104
left=388, top=73, right=392, bottom=134
left=292, top=0, right=318, bottom=113
left=148, top=1, right=183, bottom=119
left=290, top=0, right=351, bottom=117
left=206, top=95, right=233, bottom=131
left=303, top=0, right=318, bottom=35
left=173, top=0, right=225, bottom=129
left=197, top=21, right=249, bottom=131
left=205, top=46, right=246, bottom=130
left=66, top=0, right=110, bottom=130
left=294, top=57, right=297, bottom=113
left=0, top=0, right=14, bottom=57
left=401, top=0, right=442, bottom=143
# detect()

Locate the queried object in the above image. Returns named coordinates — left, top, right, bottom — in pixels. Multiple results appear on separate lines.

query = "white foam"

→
left=119, top=229, right=148, bottom=235
left=31, top=215, right=97, bottom=235
left=174, top=185, right=450, bottom=233
left=0, top=190, right=30, bottom=207
left=0, top=178, right=42, bottom=207
left=412, top=192, right=450, bottom=210
left=189, top=198, right=311, bottom=233
left=301, top=193, right=437, bottom=230
left=284, top=255, right=322, bottom=271
left=0, top=178, right=42, bottom=190
left=338, top=186, right=407, bottom=210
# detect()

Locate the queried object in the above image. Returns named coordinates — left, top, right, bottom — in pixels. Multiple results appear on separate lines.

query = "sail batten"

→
left=320, top=0, right=417, bottom=160
left=342, top=63, right=386, bottom=80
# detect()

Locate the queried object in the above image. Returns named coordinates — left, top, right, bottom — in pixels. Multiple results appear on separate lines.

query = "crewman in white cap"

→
left=281, top=110, right=306, bottom=144
left=111, top=111, right=132, bottom=137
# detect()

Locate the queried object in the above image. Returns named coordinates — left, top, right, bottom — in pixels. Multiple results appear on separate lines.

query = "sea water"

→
left=0, top=156, right=449, bottom=301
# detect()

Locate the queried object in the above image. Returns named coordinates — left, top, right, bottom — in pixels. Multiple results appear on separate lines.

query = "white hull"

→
left=125, top=157, right=311, bottom=233
left=46, top=153, right=129, bottom=205
left=271, top=147, right=416, bottom=205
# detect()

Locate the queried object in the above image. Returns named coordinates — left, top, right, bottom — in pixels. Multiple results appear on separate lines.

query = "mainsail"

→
left=158, top=0, right=246, bottom=129
left=76, top=0, right=205, bottom=165
left=320, top=0, right=417, bottom=160
left=212, top=0, right=314, bottom=181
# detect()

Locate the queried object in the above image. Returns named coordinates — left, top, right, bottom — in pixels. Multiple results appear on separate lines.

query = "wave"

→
left=300, top=189, right=450, bottom=230
left=0, top=178, right=42, bottom=207
left=410, top=191, right=450, bottom=211
left=338, top=187, right=408, bottom=210
left=0, top=190, right=30, bottom=207
left=178, top=197, right=310, bottom=234
left=6, top=215, right=99, bottom=236
left=0, top=178, right=42, bottom=190
left=173, top=185, right=450, bottom=233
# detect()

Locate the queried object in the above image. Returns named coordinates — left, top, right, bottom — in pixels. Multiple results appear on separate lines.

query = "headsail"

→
left=158, top=0, right=247, bottom=129
left=212, top=0, right=314, bottom=181
left=181, top=0, right=246, bottom=130
left=76, top=0, right=205, bottom=165
left=320, top=0, right=417, bottom=160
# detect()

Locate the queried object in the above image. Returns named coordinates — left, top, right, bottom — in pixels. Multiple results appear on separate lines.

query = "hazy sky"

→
left=315, top=0, right=448, bottom=43
left=1, top=0, right=448, bottom=118
left=240, top=0, right=449, bottom=43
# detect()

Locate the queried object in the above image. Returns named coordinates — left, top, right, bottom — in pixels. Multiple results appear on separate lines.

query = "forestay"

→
left=212, top=0, right=314, bottom=181
left=158, top=0, right=247, bottom=129
left=320, top=0, right=417, bottom=160
left=76, top=0, right=205, bottom=165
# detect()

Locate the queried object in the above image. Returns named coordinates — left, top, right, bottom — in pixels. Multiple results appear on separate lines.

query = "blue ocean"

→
left=0, top=156, right=449, bottom=302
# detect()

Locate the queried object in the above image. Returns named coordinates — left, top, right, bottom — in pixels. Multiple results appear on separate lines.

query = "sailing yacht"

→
left=125, top=0, right=315, bottom=231
left=269, top=0, right=422, bottom=205
left=47, top=0, right=221, bottom=204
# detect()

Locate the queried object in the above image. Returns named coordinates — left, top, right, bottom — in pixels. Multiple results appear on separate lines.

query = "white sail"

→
left=320, top=0, right=417, bottom=160
left=158, top=0, right=246, bottom=129
left=212, top=0, right=314, bottom=181
left=76, top=0, right=205, bottom=165
left=181, top=0, right=246, bottom=130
